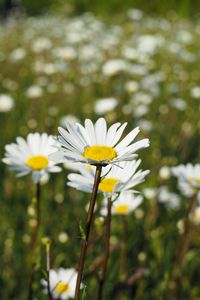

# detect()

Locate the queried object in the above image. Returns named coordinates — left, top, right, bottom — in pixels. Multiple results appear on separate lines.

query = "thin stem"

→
left=74, top=165, right=102, bottom=300
left=170, top=193, right=197, bottom=297
left=46, top=241, right=53, bottom=300
left=97, top=197, right=112, bottom=300
left=28, top=182, right=41, bottom=300
left=119, top=216, right=128, bottom=300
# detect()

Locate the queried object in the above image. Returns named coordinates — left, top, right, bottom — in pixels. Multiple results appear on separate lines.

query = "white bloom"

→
left=53, top=47, right=77, bottom=61
left=157, top=186, right=180, bottom=209
left=190, top=86, right=200, bottom=99
left=102, top=59, right=130, bottom=76
left=67, top=159, right=149, bottom=196
left=0, top=94, right=14, bottom=112
left=159, top=166, right=171, bottom=180
left=172, top=164, right=200, bottom=196
left=94, top=98, right=118, bottom=115
left=127, top=9, right=143, bottom=21
left=170, top=98, right=186, bottom=111
left=58, top=232, right=69, bottom=243
left=32, top=37, right=52, bottom=53
left=60, top=115, right=80, bottom=127
left=143, top=188, right=157, bottom=199
left=26, top=85, right=43, bottom=99
left=2, top=133, right=61, bottom=183
left=101, top=191, right=143, bottom=216
left=50, top=118, right=150, bottom=166
left=10, top=48, right=26, bottom=62
left=41, top=268, right=82, bottom=299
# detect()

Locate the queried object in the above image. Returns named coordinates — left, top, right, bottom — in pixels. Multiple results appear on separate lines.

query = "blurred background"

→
left=0, top=0, right=200, bottom=299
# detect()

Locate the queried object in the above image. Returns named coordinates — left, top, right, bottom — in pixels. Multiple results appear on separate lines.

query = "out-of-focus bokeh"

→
left=0, top=0, right=200, bottom=299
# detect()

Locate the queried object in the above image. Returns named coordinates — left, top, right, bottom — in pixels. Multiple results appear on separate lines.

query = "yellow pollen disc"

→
left=188, top=178, right=200, bottom=185
left=83, top=145, right=117, bottom=162
left=99, top=178, right=119, bottom=193
left=114, top=204, right=129, bottom=214
left=26, top=155, right=48, bottom=170
left=55, top=282, right=69, bottom=294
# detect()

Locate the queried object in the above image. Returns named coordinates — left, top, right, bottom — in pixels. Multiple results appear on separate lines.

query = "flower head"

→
left=50, top=118, right=149, bottom=166
left=41, top=268, right=82, bottom=299
left=101, top=191, right=143, bottom=216
left=172, top=163, right=200, bottom=196
left=2, top=133, right=61, bottom=183
left=67, top=159, right=149, bottom=197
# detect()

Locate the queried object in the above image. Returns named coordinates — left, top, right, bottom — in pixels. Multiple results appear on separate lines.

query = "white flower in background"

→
left=94, top=97, right=118, bottom=115
left=159, top=166, right=171, bottom=180
left=133, top=104, right=149, bottom=118
left=136, top=35, right=164, bottom=54
left=2, top=133, right=61, bottom=183
left=53, top=47, right=77, bottom=61
left=172, top=164, right=200, bottom=196
left=170, top=98, right=186, bottom=111
left=9, top=48, right=26, bottom=62
left=0, top=94, right=14, bottom=112
left=32, top=37, right=52, bottom=53
left=60, top=115, right=80, bottom=127
left=190, top=86, right=200, bottom=99
left=101, top=191, right=143, bottom=216
left=67, top=159, right=149, bottom=196
left=125, top=80, right=139, bottom=93
left=102, top=59, right=130, bottom=76
left=127, top=9, right=144, bottom=21
left=143, top=187, right=157, bottom=199
left=136, top=119, right=153, bottom=132
left=41, top=268, right=82, bottom=299
left=58, top=232, right=69, bottom=243
left=157, top=186, right=180, bottom=209
left=50, top=118, right=149, bottom=166
left=26, top=85, right=43, bottom=99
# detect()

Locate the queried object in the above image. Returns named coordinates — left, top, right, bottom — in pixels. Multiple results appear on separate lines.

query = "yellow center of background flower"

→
left=99, top=178, right=119, bottom=193
left=26, top=155, right=48, bottom=170
left=188, top=178, right=200, bottom=185
left=55, top=282, right=69, bottom=294
left=83, top=145, right=117, bottom=162
left=114, top=204, right=129, bottom=214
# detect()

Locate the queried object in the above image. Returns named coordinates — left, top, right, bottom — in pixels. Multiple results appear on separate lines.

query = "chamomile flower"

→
left=101, top=191, right=143, bottom=216
left=2, top=133, right=61, bottom=183
left=172, top=164, right=200, bottom=196
left=41, top=268, right=82, bottom=299
left=67, top=159, right=149, bottom=197
left=50, top=117, right=149, bottom=166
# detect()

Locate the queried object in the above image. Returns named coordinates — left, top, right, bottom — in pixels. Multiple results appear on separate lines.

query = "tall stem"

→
left=28, top=182, right=41, bottom=300
left=97, top=197, right=112, bottom=300
left=74, top=165, right=102, bottom=300
left=171, top=193, right=196, bottom=297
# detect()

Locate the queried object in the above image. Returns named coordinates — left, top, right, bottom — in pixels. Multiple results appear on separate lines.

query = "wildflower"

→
left=101, top=191, right=143, bottom=216
left=0, top=94, right=14, bottom=112
left=172, top=164, right=200, bottom=196
left=41, top=268, right=82, bottom=299
left=67, top=159, right=149, bottom=196
left=50, top=117, right=149, bottom=166
left=2, top=133, right=61, bottom=183
left=94, top=98, right=118, bottom=115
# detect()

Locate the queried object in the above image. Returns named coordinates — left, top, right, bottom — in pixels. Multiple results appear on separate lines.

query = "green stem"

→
left=97, top=197, right=112, bottom=300
left=74, top=165, right=102, bottom=300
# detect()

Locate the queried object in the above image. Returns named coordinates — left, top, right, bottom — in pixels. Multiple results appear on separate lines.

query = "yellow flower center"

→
left=83, top=145, right=117, bottom=163
left=99, top=178, right=119, bottom=193
left=55, top=282, right=69, bottom=294
left=188, top=178, right=200, bottom=185
left=26, top=155, right=48, bottom=170
left=114, top=204, right=129, bottom=214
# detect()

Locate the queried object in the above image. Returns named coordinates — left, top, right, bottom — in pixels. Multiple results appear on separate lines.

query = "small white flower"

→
left=26, top=85, right=43, bottom=99
left=0, top=94, right=14, bottom=112
left=172, top=164, right=200, bottom=196
left=94, top=98, right=118, bottom=115
left=157, top=186, right=180, bottom=209
left=2, top=133, right=61, bottom=183
left=41, top=268, right=82, bottom=299
left=190, top=86, right=200, bottom=99
left=102, top=59, right=130, bottom=76
left=10, top=48, right=26, bottom=62
left=101, top=191, right=143, bottom=215
left=159, top=166, right=171, bottom=180
left=50, top=118, right=149, bottom=166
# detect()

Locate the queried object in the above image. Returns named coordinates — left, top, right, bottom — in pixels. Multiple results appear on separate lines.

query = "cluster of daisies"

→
left=3, top=117, right=200, bottom=298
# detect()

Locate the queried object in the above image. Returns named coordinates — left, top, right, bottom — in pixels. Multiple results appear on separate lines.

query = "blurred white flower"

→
left=53, top=47, right=77, bottom=61
left=125, top=80, right=139, bottom=93
left=60, top=115, right=80, bottom=127
left=157, top=186, right=180, bottom=209
left=41, top=268, right=82, bottom=299
left=94, top=97, right=118, bottom=115
left=102, top=59, right=129, bottom=76
left=172, top=164, right=200, bottom=197
left=26, top=85, right=43, bottom=99
left=159, top=166, right=171, bottom=180
left=58, top=232, right=69, bottom=243
left=10, top=48, right=26, bottom=62
left=127, top=9, right=143, bottom=21
left=143, top=188, right=157, bottom=199
left=170, top=98, right=186, bottom=111
left=190, top=86, right=200, bottom=99
left=32, top=37, right=52, bottom=53
left=0, top=94, right=14, bottom=112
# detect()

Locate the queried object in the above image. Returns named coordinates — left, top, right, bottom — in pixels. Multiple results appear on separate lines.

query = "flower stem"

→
left=97, top=197, right=112, bottom=300
left=171, top=193, right=196, bottom=297
left=28, top=182, right=41, bottom=300
left=74, top=165, right=102, bottom=300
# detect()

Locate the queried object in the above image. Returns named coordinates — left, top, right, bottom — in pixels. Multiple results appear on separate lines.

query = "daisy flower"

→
left=67, top=159, right=149, bottom=197
left=50, top=117, right=149, bottom=166
left=101, top=191, right=143, bottom=216
left=41, top=268, right=82, bottom=299
left=2, top=133, right=61, bottom=183
left=172, top=163, right=200, bottom=196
